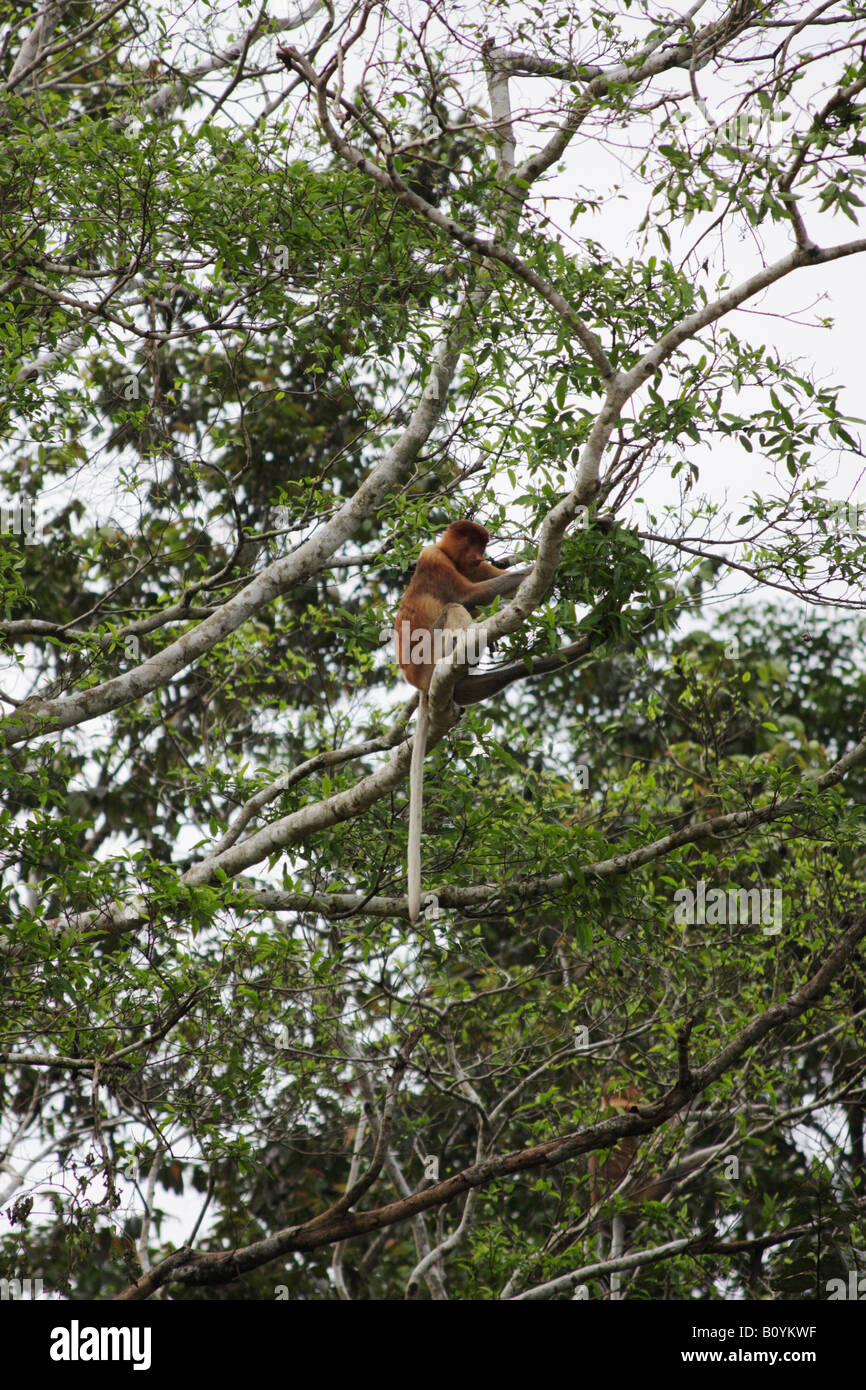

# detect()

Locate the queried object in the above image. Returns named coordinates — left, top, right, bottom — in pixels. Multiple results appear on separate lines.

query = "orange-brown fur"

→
left=393, top=520, right=524, bottom=691
left=393, top=520, right=532, bottom=918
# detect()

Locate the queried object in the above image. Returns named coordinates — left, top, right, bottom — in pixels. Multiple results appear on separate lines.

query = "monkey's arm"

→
left=463, top=558, right=510, bottom=579
left=455, top=564, right=534, bottom=607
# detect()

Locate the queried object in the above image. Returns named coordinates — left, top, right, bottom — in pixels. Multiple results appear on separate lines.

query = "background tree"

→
left=0, top=0, right=865, bottom=1301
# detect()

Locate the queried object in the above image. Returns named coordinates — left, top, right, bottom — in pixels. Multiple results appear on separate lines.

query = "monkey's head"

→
left=440, top=519, right=490, bottom=573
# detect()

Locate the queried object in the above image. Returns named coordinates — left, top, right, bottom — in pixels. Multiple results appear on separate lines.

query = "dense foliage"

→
left=1, top=0, right=865, bottom=1301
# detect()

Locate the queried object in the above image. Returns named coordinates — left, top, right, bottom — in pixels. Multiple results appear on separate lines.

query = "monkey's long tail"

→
left=407, top=692, right=428, bottom=921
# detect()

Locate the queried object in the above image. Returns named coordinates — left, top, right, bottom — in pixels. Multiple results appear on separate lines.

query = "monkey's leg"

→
left=431, top=603, right=476, bottom=686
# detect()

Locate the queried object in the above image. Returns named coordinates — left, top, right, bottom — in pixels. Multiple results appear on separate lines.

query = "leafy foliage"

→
left=0, top=0, right=865, bottom=1302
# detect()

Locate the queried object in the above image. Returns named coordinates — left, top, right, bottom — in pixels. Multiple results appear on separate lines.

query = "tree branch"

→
left=113, top=910, right=866, bottom=1295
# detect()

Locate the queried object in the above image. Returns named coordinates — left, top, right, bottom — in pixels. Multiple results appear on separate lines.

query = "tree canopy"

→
left=1, top=0, right=865, bottom=1303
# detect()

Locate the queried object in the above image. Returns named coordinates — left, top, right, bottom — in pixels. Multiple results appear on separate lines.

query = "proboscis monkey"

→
left=588, top=1083, right=643, bottom=1207
left=393, top=520, right=533, bottom=919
